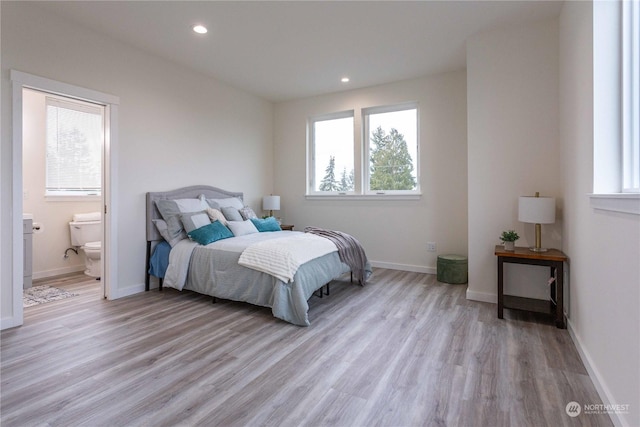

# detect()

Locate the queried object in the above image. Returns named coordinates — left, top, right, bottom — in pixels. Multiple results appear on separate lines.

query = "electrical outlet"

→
left=427, top=242, right=437, bottom=252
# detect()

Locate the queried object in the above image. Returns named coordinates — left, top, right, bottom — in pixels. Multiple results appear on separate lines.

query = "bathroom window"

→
left=45, top=96, right=104, bottom=197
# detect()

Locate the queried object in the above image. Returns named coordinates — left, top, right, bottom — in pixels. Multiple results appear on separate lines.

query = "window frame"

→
left=45, top=95, right=104, bottom=198
left=622, top=0, right=639, bottom=193
left=306, top=102, right=421, bottom=200
left=362, top=102, right=420, bottom=196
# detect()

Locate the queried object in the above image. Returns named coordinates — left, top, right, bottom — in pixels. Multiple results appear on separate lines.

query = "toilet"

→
left=69, top=212, right=102, bottom=278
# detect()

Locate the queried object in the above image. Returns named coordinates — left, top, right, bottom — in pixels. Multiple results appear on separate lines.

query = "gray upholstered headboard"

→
left=146, top=185, right=243, bottom=242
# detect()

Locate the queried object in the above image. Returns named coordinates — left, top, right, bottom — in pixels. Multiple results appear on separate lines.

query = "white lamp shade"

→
left=518, top=196, right=555, bottom=224
left=262, top=195, right=280, bottom=211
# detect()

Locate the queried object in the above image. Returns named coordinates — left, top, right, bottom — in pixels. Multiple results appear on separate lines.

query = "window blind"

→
left=46, top=97, right=103, bottom=195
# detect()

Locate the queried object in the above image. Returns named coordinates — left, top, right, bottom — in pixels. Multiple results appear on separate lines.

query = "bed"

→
left=145, top=185, right=370, bottom=326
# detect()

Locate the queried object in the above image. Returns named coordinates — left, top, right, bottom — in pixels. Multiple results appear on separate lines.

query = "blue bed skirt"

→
left=148, top=241, right=171, bottom=278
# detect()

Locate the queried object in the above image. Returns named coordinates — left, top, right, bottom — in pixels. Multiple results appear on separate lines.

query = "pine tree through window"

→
left=364, top=104, right=419, bottom=193
left=309, top=111, right=354, bottom=193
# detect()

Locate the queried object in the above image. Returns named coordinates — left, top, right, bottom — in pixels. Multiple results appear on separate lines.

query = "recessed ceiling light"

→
left=193, top=25, right=208, bottom=34
left=341, top=77, right=350, bottom=83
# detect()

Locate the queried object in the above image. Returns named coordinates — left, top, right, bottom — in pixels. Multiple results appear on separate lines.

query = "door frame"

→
left=9, top=70, right=119, bottom=327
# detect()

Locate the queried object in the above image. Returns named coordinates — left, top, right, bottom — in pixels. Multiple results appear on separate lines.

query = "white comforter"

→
left=163, top=239, right=198, bottom=290
left=238, top=233, right=337, bottom=283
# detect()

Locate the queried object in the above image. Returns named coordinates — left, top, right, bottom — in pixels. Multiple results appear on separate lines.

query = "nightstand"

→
left=495, top=245, right=567, bottom=328
left=280, top=224, right=294, bottom=231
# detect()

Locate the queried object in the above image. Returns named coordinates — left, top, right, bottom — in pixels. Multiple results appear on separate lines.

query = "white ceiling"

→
left=36, top=1, right=563, bottom=102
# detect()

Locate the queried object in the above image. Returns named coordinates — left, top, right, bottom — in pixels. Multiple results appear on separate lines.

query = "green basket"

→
left=437, top=254, right=468, bottom=284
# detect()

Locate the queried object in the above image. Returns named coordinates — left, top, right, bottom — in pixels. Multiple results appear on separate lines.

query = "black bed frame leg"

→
left=313, top=283, right=331, bottom=299
left=212, top=297, right=217, bottom=304
left=145, top=241, right=151, bottom=291
left=159, top=278, right=163, bottom=291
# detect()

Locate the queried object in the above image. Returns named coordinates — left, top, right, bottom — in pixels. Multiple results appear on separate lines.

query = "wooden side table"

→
left=280, top=224, right=294, bottom=231
left=495, top=245, right=567, bottom=328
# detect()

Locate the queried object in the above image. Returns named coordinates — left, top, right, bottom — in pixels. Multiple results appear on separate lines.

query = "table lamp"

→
left=518, top=192, right=555, bottom=252
left=262, top=195, right=280, bottom=217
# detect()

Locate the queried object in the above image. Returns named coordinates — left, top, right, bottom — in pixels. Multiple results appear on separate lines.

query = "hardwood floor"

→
left=1, top=269, right=612, bottom=427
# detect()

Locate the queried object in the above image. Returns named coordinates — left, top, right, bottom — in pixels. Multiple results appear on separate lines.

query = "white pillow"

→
left=163, top=197, right=208, bottom=213
left=226, top=220, right=259, bottom=237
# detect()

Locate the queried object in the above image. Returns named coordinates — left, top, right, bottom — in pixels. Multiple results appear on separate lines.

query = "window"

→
left=623, top=0, right=639, bottom=192
left=363, top=103, right=419, bottom=194
left=308, top=111, right=355, bottom=193
left=46, top=96, right=104, bottom=196
left=590, top=0, right=640, bottom=214
left=307, top=103, right=419, bottom=198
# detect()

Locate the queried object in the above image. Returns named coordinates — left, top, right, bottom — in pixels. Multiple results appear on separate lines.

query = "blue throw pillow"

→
left=250, top=217, right=282, bottom=232
left=187, top=221, right=233, bottom=245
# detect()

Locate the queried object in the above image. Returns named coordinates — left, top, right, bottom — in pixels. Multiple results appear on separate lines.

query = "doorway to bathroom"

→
left=23, top=88, right=104, bottom=290
left=11, top=70, right=119, bottom=328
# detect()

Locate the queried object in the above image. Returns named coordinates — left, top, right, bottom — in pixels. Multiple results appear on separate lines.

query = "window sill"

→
left=588, top=193, right=640, bottom=215
left=45, top=195, right=101, bottom=202
left=306, top=193, right=422, bottom=201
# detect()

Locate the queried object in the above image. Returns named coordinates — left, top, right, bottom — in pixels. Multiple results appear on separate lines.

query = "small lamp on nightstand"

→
left=262, top=195, right=280, bottom=218
left=518, top=192, right=555, bottom=252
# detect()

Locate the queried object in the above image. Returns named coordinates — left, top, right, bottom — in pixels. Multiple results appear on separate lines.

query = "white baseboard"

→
left=466, top=289, right=497, bottom=304
left=567, top=319, right=628, bottom=427
left=33, top=265, right=84, bottom=280
left=463, top=292, right=625, bottom=425
left=369, top=260, right=436, bottom=275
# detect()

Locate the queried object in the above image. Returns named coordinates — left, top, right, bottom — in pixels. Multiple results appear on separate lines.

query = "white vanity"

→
left=23, top=213, right=33, bottom=289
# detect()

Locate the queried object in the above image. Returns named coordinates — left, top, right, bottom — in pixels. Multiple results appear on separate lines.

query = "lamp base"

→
left=529, top=247, right=548, bottom=253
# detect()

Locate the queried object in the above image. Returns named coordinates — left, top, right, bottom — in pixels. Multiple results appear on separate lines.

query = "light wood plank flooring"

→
left=1, top=269, right=612, bottom=427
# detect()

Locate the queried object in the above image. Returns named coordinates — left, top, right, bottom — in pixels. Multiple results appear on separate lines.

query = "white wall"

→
left=1, top=2, right=274, bottom=326
left=559, top=2, right=640, bottom=425
left=23, top=88, right=102, bottom=279
left=466, top=19, right=562, bottom=303
left=3, top=4, right=638, bottom=424
left=274, top=72, right=468, bottom=272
